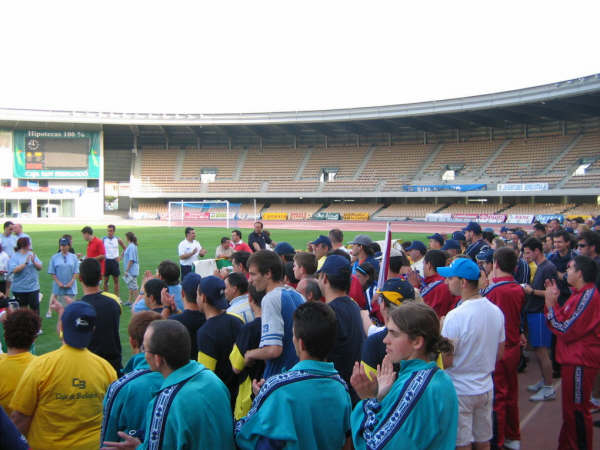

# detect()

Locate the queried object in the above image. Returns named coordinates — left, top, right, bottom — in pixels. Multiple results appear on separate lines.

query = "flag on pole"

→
left=377, top=222, right=392, bottom=291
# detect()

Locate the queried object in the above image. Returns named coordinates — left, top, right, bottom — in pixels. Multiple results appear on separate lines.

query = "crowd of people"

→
left=0, top=217, right=599, bottom=449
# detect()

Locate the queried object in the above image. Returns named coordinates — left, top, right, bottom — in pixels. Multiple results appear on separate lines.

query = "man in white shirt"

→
left=406, top=240, right=426, bottom=277
left=102, top=224, right=126, bottom=297
left=439, top=257, right=505, bottom=450
left=178, top=227, right=207, bottom=279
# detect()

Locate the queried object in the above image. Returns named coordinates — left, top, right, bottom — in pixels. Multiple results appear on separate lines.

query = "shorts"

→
left=13, top=290, right=40, bottom=313
left=123, top=273, right=138, bottom=291
left=53, top=294, right=71, bottom=306
left=456, top=390, right=493, bottom=446
left=105, top=259, right=121, bottom=277
left=527, top=312, right=552, bottom=348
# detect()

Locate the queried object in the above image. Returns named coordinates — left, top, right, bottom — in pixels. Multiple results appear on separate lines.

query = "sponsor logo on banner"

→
left=262, top=212, right=288, bottom=220
left=452, top=214, right=479, bottom=222
left=183, top=211, right=210, bottom=220
left=507, top=214, right=535, bottom=224
left=478, top=214, right=507, bottom=224
left=343, top=212, right=369, bottom=221
left=498, top=183, right=549, bottom=192
left=426, top=213, right=452, bottom=222
left=289, top=212, right=308, bottom=220
left=535, top=214, right=564, bottom=224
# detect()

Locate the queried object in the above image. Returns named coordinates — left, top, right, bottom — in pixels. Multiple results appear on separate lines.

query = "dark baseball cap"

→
left=317, top=254, right=350, bottom=276
left=376, top=278, right=415, bottom=306
left=182, top=272, right=202, bottom=302
left=475, top=248, right=494, bottom=263
left=198, top=276, right=228, bottom=310
left=274, top=242, right=296, bottom=255
left=441, top=239, right=461, bottom=251
left=61, top=302, right=96, bottom=349
left=452, top=231, right=466, bottom=241
left=462, top=222, right=482, bottom=234
left=310, top=235, right=332, bottom=248
left=59, top=238, right=70, bottom=246
left=405, top=240, right=427, bottom=253
left=427, top=233, right=444, bottom=245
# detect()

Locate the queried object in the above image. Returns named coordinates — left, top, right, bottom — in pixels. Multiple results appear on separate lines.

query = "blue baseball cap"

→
left=317, top=254, right=350, bottom=276
left=452, top=231, right=466, bottom=241
left=61, top=302, right=96, bottom=349
left=310, top=235, right=332, bottom=248
left=59, top=237, right=70, bottom=246
left=406, top=240, right=427, bottom=254
left=438, top=258, right=481, bottom=281
left=274, top=242, right=296, bottom=255
left=198, top=276, right=228, bottom=310
left=462, top=222, right=482, bottom=234
left=483, top=227, right=494, bottom=233
left=182, top=272, right=202, bottom=302
left=475, top=248, right=494, bottom=263
left=500, top=226, right=509, bottom=233
left=441, top=239, right=461, bottom=251
left=427, top=233, right=444, bottom=245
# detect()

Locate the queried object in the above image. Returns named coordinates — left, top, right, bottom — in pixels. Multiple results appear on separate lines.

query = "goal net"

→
left=167, top=201, right=241, bottom=229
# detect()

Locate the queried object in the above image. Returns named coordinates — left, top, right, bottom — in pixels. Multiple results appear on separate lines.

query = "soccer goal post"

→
left=168, top=200, right=239, bottom=229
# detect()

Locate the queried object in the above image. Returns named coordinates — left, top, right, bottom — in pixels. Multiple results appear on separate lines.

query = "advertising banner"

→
left=289, top=212, right=308, bottom=220
left=403, top=184, right=486, bottom=192
left=452, top=213, right=479, bottom=222
left=262, top=212, right=288, bottom=220
left=478, top=214, right=507, bottom=224
left=535, top=214, right=564, bottom=224
left=209, top=212, right=236, bottom=219
left=312, top=212, right=341, bottom=220
left=507, top=214, right=535, bottom=224
left=497, top=183, right=549, bottom=192
left=343, top=212, right=369, bottom=221
left=184, top=211, right=210, bottom=220
left=13, top=130, right=100, bottom=179
left=426, top=213, right=452, bottom=222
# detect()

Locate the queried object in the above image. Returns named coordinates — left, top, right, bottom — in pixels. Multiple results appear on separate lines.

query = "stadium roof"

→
left=1, top=74, right=599, bottom=148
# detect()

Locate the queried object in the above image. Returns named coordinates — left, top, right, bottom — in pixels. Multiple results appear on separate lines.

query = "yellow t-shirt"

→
left=0, top=352, right=36, bottom=415
left=10, top=345, right=117, bottom=450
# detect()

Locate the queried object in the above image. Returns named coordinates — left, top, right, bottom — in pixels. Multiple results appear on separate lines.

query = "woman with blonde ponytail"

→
left=350, top=302, right=458, bottom=449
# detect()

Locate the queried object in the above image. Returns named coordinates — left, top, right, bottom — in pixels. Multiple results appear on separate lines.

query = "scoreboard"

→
left=14, top=130, right=100, bottom=179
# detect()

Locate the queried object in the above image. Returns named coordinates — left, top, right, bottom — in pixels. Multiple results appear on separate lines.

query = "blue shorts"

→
left=527, top=313, right=552, bottom=348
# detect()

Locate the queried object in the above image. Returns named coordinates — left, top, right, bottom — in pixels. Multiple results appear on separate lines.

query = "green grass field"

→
left=16, top=224, right=428, bottom=364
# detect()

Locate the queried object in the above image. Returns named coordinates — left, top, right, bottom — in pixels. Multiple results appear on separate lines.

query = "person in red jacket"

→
left=482, top=247, right=525, bottom=450
left=545, top=255, right=600, bottom=450
left=416, top=250, right=458, bottom=318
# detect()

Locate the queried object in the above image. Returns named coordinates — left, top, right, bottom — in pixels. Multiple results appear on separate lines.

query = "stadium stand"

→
left=374, top=203, right=440, bottom=219
left=301, top=146, right=369, bottom=180
left=240, top=147, right=308, bottom=182
left=320, top=203, right=383, bottom=215
left=564, top=203, right=600, bottom=216
left=485, top=135, right=571, bottom=184
left=360, top=144, right=434, bottom=187
left=442, top=202, right=508, bottom=214
left=180, top=147, right=241, bottom=180
left=420, top=140, right=498, bottom=181
left=501, top=203, right=574, bottom=215
left=136, top=200, right=168, bottom=217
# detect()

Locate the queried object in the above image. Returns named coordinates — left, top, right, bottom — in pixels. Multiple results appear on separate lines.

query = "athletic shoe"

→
left=529, top=386, right=556, bottom=401
left=527, top=379, right=544, bottom=392
left=504, top=439, right=520, bottom=450
left=37, top=329, right=43, bottom=335
left=591, top=396, right=600, bottom=414
left=45, top=312, right=52, bottom=319
left=122, top=302, right=132, bottom=307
